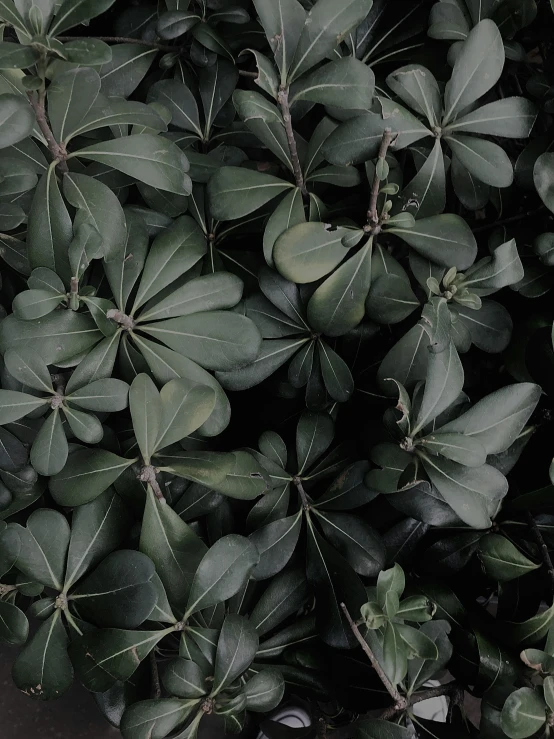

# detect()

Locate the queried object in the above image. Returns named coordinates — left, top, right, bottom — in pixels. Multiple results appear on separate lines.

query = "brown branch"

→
left=366, top=128, right=394, bottom=232
left=27, top=90, right=68, bottom=173
left=294, top=477, right=311, bottom=510
left=149, top=650, right=161, bottom=699
left=277, top=87, right=308, bottom=197
left=58, top=36, right=178, bottom=53
left=140, top=466, right=165, bottom=501
left=527, top=512, right=554, bottom=594
left=340, top=602, right=408, bottom=712
left=380, top=683, right=460, bottom=720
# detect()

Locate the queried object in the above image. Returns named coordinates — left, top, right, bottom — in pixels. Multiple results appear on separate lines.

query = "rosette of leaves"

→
left=243, top=410, right=386, bottom=649
left=367, top=325, right=541, bottom=528
left=47, top=373, right=269, bottom=509
left=119, top=614, right=284, bottom=739
left=205, top=0, right=374, bottom=223
left=0, top=490, right=163, bottom=700
left=429, top=0, right=537, bottom=60
left=324, top=20, right=537, bottom=209
left=0, top=346, right=129, bottom=475
left=216, top=267, right=357, bottom=408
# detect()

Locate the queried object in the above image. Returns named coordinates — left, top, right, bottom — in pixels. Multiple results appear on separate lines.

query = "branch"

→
left=239, top=69, right=258, bottom=78
left=27, top=90, right=68, bottom=173
left=58, top=35, right=178, bottom=53
left=140, top=467, right=165, bottom=501
left=472, top=205, right=546, bottom=233
left=150, top=650, right=161, bottom=699
left=527, top=512, right=554, bottom=594
left=277, top=87, right=308, bottom=197
left=366, top=128, right=394, bottom=232
left=340, top=602, right=407, bottom=712
left=380, top=683, right=460, bottom=720
left=294, top=477, right=311, bottom=510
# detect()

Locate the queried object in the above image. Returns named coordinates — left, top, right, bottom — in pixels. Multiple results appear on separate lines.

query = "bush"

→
left=0, top=0, right=553, bottom=738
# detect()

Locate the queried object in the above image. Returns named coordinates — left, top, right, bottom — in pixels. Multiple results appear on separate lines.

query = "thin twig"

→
left=340, top=602, right=407, bottom=712
left=150, top=650, right=162, bottom=699
left=380, top=683, right=459, bottom=720
left=277, top=87, right=308, bottom=197
left=366, top=128, right=394, bottom=231
left=294, top=477, right=310, bottom=510
left=58, top=35, right=178, bottom=53
left=239, top=69, right=258, bottom=78
left=527, top=512, right=554, bottom=594
left=27, top=90, right=69, bottom=173
left=472, top=205, right=546, bottom=233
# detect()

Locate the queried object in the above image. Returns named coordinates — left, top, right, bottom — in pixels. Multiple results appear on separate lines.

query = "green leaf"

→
left=250, top=569, right=308, bottom=636
left=207, top=450, right=270, bottom=500
left=199, top=58, right=238, bottom=134
left=49, top=448, right=135, bottom=507
left=417, top=432, right=487, bottom=467
left=288, top=0, right=374, bottom=82
left=0, top=600, right=28, bottom=646
left=74, top=135, right=191, bottom=196
left=12, top=611, right=73, bottom=700
left=356, top=719, right=412, bottom=739
left=129, top=374, right=161, bottom=464
left=12, top=288, right=65, bottom=320
left=263, top=188, right=305, bottom=268
left=439, top=383, right=541, bottom=454
left=97, top=43, right=156, bottom=99
left=397, top=139, right=446, bottom=219
left=408, top=621, right=452, bottom=692
left=386, top=65, right=442, bottom=127
left=140, top=486, right=207, bottom=616
left=512, top=604, right=554, bottom=647
left=132, top=215, right=205, bottom=311
left=191, top=23, right=234, bottom=62
left=184, top=534, right=259, bottom=618
left=443, top=19, right=505, bottom=125
left=0, top=389, right=48, bottom=424
left=412, top=341, right=464, bottom=434
left=14, top=508, right=69, bottom=590
left=158, top=10, right=201, bottom=39
left=62, top=38, right=112, bottom=66
left=445, top=97, right=537, bottom=138
left=234, top=89, right=284, bottom=125
left=71, top=549, right=158, bottom=628
left=30, top=408, right=67, bottom=476
left=396, top=623, right=439, bottom=660
left=64, top=488, right=131, bottom=590
left=253, top=0, right=306, bottom=80
left=4, top=347, right=53, bottom=394
left=479, top=534, right=539, bottom=582
left=534, top=153, right=554, bottom=214
left=445, top=134, right=513, bottom=188
left=69, top=627, right=169, bottom=692
left=365, top=273, right=419, bottom=325
left=274, top=222, right=353, bottom=284
left=0, top=42, right=38, bottom=69
left=0, top=94, right=34, bottom=149
left=296, top=411, right=334, bottom=474
left=421, top=456, right=508, bottom=529
left=141, top=311, right=262, bottom=372
left=544, top=676, right=554, bottom=712
left=162, top=658, right=208, bottom=698
left=381, top=622, right=408, bottom=685
left=314, top=509, right=385, bottom=577
left=501, top=687, right=546, bottom=739
left=244, top=671, right=285, bottom=713
left=66, top=378, right=129, bottom=413
left=318, top=341, right=354, bottom=403
left=290, top=57, right=374, bottom=109
left=217, top=338, right=308, bottom=391
left=156, top=380, right=215, bottom=451
left=249, top=511, right=302, bottom=580
left=49, top=0, right=116, bottom=34
left=148, top=79, right=202, bottom=137
left=377, top=324, right=428, bottom=392
left=314, top=461, right=376, bottom=510
left=207, top=167, right=293, bottom=221
left=120, top=698, right=199, bottom=739
left=212, top=614, right=259, bottom=695
left=387, top=214, right=477, bottom=270
left=48, top=67, right=101, bottom=143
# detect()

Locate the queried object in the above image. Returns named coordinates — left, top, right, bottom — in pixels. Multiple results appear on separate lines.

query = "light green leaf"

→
left=445, top=134, right=513, bottom=188
left=0, top=389, right=48, bottom=424
left=274, top=222, right=352, bottom=284
left=445, top=97, right=537, bottom=138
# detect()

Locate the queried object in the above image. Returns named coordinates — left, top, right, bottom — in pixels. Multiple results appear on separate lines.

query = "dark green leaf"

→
left=501, top=687, right=546, bottom=739
left=207, top=167, right=293, bottom=221
left=213, top=614, right=259, bottom=694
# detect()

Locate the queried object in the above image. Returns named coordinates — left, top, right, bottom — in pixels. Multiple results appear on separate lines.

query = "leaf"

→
left=71, top=549, right=158, bottom=628
left=412, top=341, right=464, bottom=435
left=296, top=411, right=334, bottom=475
left=13, top=508, right=69, bottom=590
left=141, top=311, right=262, bottom=372
left=387, top=214, right=477, bottom=270
left=140, top=486, right=207, bottom=616
left=132, top=215, right=206, bottom=311
left=129, top=374, right=161, bottom=464
left=439, top=383, right=541, bottom=454
left=314, top=461, right=376, bottom=510
left=158, top=10, right=201, bottom=39
left=120, top=698, right=199, bottom=739
left=501, top=687, right=546, bottom=739
left=263, top=188, right=305, bottom=268
left=67, top=378, right=129, bottom=413
left=0, top=94, right=34, bottom=149
left=184, top=535, right=259, bottom=618
left=418, top=432, right=486, bottom=467
left=30, top=408, right=67, bottom=477
left=0, top=600, right=28, bottom=646
left=445, top=134, right=513, bottom=188
left=397, top=139, right=446, bottom=218
left=62, top=38, right=112, bottom=66
left=288, top=0, right=374, bottom=82
left=365, top=273, right=420, bottom=325
left=147, top=79, right=202, bottom=137
left=49, top=448, right=135, bottom=507
left=104, top=210, right=148, bottom=312
left=48, top=68, right=101, bottom=143
left=318, top=341, right=354, bottom=403
left=534, top=153, right=554, bottom=214
left=386, top=65, right=442, bottom=127
left=244, top=671, right=285, bottom=713
left=0, top=389, right=48, bottom=425
left=253, top=0, right=306, bottom=79
left=274, top=222, right=353, bottom=284
left=199, top=58, right=238, bottom=134
left=207, top=451, right=270, bottom=500
left=443, top=19, right=505, bottom=125
left=12, top=611, right=73, bottom=700
left=445, top=97, right=537, bottom=138
left=479, top=534, right=539, bottom=582
left=250, top=569, right=308, bottom=636
left=290, top=57, right=374, bottom=110
left=63, top=172, right=127, bottom=261
left=213, top=614, right=259, bottom=695
left=377, top=324, right=428, bottom=392
left=162, top=658, right=208, bottom=698
left=207, top=167, right=293, bottom=221
left=191, top=23, right=234, bottom=62
left=75, top=135, right=191, bottom=196
left=355, top=719, right=412, bottom=739
left=314, top=510, right=385, bottom=577
left=421, top=456, right=508, bottom=529
left=97, top=43, right=156, bottom=99
left=249, top=511, right=302, bottom=580
left=49, top=0, right=117, bottom=34
left=0, top=42, right=38, bottom=69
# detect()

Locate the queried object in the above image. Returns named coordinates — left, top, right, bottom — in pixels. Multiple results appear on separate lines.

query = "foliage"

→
left=0, top=1, right=552, bottom=738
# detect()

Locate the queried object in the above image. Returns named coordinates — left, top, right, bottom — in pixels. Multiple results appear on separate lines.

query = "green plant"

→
left=0, top=1, right=553, bottom=738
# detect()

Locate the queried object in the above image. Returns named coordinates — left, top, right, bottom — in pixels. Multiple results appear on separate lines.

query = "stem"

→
left=472, top=205, right=546, bottom=233
left=106, top=308, right=136, bottom=331
left=141, top=471, right=165, bottom=501
left=340, top=602, right=407, bottom=712
left=366, top=128, right=394, bottom=232
left=150, top=650, right=162, bottom=699
left=294, top=477, right=310, bottom=510
left=27, top=90, right=68, bottom=173
left=69, top=277, right=79, bottom=310
left=527, top=512, right=554, bottom=595
left=58, top=35, right=178, bottom=53
left=277, top=87, right=308, bottom=197
left=238, top=70, right=258, bottom=78
left=380, top=683, right=459, bottom=720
